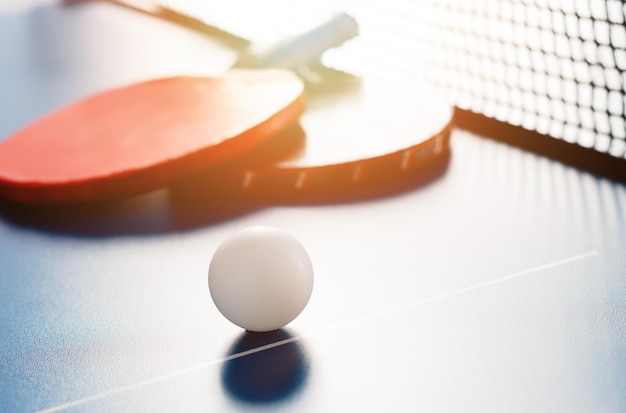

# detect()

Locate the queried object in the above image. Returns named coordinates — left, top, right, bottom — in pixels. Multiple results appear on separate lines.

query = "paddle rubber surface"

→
left=0, top=69, right=304, bottom=203
left=174, top=78, right=453, bottom=201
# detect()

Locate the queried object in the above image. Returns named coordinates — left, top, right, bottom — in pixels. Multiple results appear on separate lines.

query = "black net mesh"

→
left=324, top=0, right=626, bottom=159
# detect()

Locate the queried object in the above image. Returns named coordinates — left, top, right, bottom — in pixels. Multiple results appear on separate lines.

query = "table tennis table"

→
left=1, top=1, right=624, bottom=412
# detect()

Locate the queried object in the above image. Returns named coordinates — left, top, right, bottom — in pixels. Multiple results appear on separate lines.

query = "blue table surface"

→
left=1, top=3, right=625, bottom=412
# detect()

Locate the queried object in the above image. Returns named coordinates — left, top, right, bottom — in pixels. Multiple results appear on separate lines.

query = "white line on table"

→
left=37, top=250, right=597, bottom=413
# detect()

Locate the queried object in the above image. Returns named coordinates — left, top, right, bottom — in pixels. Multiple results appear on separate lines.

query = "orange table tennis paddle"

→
left=172, top=76, right=453, bottom=204
left=0, top=69, right=304, bottom=204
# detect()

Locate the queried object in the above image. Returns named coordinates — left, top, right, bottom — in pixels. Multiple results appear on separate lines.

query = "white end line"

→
left=37, top=250, right=597, bottom=413
left=340, top=250, right=599, bottom=328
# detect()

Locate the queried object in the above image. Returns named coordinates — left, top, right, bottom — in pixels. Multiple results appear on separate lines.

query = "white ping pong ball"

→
left=208, top=226, right=314, bottom=332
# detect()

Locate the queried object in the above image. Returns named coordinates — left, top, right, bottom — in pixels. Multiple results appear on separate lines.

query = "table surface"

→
left=1, top=2, right=625, bottom=412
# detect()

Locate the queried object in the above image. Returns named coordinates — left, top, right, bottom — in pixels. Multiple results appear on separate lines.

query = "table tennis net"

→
left=322, top=0, right=626, bottom=161
left=162, top=0, right=624, bottom=161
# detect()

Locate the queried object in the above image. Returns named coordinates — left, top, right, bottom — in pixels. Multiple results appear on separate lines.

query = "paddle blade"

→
left=0, top=69, right=304, bottom=203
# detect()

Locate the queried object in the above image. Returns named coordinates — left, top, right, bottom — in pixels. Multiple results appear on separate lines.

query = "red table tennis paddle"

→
left=0, top=69, right=305, bottom=203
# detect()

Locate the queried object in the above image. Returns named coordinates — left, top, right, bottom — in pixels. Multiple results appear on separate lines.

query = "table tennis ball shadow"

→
left=222, top=329, right=309, bottom=404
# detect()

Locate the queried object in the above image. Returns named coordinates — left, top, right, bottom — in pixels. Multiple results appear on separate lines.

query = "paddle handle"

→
left=232, top=12, right=359, bottom=70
